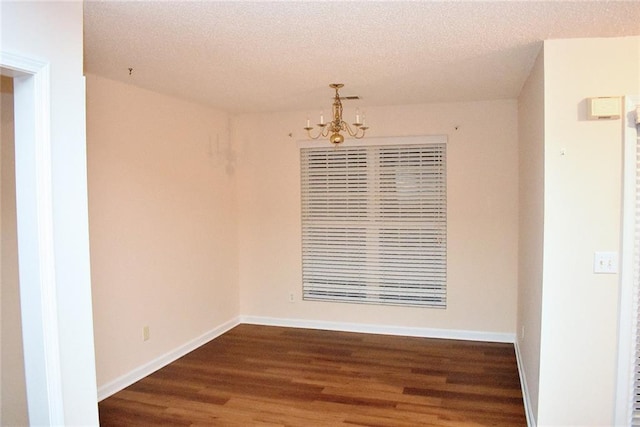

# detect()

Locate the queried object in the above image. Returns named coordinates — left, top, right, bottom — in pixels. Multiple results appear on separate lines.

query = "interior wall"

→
left=86, top=74, right=239, bottom=387
left=234, top=100, right=519, bottom=335
left=538, top=36, right=640, bottom=426
left=2, top=2, right=99, bottom=423
left=1, top=75, right=28, bottom=426
left=516, top=47, right=545, bottom=424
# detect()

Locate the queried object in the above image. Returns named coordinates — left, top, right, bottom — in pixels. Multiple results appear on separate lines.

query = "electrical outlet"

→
left=288, top=292, right=295, bottom=303
left=594, top=251, right=618, bottom=274
left=143, top=326, right=150, bottom=341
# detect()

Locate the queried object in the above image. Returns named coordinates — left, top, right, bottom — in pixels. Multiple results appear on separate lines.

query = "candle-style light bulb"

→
left=320, top=110, right=324, bottom=125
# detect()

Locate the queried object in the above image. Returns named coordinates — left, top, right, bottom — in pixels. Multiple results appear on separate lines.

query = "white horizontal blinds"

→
left=632, top=127, right=640, bottom=426
left=300, top=142, right=446, bottom=308
left=376, top=146, right=447, bottom=305
left=301, top=147, right=369, bottom=301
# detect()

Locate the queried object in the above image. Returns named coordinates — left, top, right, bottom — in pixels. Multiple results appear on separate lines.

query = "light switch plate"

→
left=594, top=251, right=618, bottom=274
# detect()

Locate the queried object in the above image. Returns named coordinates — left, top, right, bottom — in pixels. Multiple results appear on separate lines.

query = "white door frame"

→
left=0, top=51, right=65, bottom=425
left=614, top=95, right=640, bottom=426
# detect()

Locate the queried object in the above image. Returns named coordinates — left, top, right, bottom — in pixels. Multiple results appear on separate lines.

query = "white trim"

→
left=0, top=51, right=64, bottom=425
left=97, top=317, right=240, bottom=401
left=297, top=134, right=447, bottom=149
left=514, top=340, right=536, bottom=427
left=239, top=315, right=516, bottom=343
left=614, top=95, right=640, bottom=426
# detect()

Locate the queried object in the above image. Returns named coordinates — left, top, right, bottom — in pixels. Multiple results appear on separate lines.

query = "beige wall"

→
left=235, top=100, right=519, bottom=334
left=1, top=75, right=28, bottom=426
left=517, top=47, right=545, bottom=422
left=537, top=36, right=640, bottom=426
left=87, top=74, right=239, bottom=387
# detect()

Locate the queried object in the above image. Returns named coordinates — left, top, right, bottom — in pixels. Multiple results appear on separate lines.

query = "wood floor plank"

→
left=99, top=324, right=526, bottom=426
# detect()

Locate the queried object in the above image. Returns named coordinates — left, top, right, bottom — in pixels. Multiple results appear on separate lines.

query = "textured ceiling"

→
left=84, top=1, right=640, bottom=114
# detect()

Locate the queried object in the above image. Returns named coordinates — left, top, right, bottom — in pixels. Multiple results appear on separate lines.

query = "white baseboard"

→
left=97, top=315, right=519, bottom=402
left=96, top=316, right=240, bottom=401
left=514, top=340, right=536, bottom=427
left=239, top=315, right=516, bottom=343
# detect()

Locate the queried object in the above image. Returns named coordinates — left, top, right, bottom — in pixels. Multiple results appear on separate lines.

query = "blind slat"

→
left=632, top=126, right=640, bottom=425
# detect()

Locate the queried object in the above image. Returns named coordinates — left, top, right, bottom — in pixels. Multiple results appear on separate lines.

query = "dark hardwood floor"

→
left=99, top=324, right=526, bottom=426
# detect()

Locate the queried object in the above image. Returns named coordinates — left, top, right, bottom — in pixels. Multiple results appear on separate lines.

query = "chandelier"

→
left=304, top=83, right=369, bottom=145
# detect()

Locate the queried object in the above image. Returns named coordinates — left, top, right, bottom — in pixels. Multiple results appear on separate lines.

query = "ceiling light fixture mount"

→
left=304, top=83, right=369, bottom=145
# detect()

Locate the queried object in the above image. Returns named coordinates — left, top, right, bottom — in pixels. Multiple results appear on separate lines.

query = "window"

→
left=300, top=136, right=447, bottom=308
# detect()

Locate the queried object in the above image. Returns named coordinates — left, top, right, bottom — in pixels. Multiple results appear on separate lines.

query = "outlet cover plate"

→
left=594, top=251, right=618, bottom=274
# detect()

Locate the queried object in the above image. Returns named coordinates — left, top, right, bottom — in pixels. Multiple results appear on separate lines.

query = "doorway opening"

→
left=0, top=52, right=64, bottom=425
left=0, top=72, right=29, bottom=426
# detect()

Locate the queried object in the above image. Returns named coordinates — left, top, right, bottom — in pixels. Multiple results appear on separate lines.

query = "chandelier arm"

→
left=305, top=126, right=331, bottom=140
left=305, top=129, right=322, bottom=140
left=342, top=121, right=355, bottom=137
left=342, top=121, right=365, bottom=138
